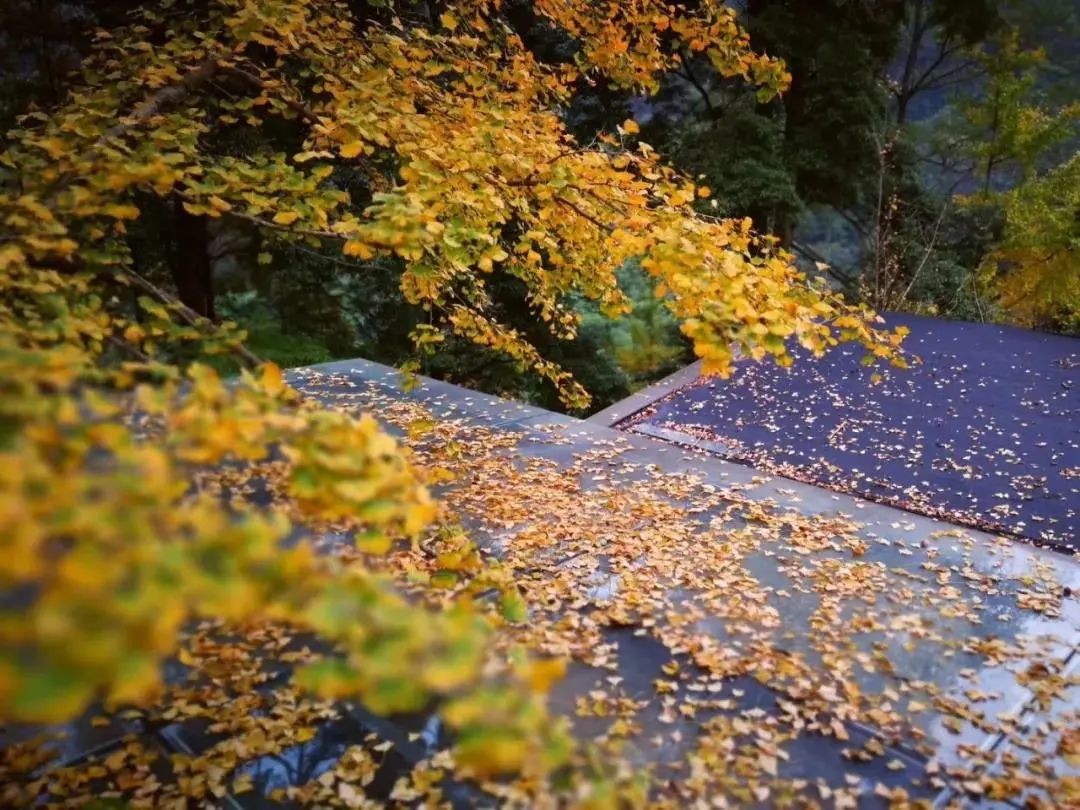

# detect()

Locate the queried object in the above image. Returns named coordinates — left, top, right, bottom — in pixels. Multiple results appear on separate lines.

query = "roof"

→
left=618, top=313, right=1079, bottom=550
left=4, top=358, right=1079, bottom=806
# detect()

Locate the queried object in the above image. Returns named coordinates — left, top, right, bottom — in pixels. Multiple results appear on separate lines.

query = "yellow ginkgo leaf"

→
left=343, top=239, right=375, bottom=259
left=272, top=210, right=300, bottom=225
left=340, top=141, right=364, bottom=159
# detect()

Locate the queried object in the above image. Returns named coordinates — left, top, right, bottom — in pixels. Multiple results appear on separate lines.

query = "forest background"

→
left=4, top=0, right=1077, bottom=415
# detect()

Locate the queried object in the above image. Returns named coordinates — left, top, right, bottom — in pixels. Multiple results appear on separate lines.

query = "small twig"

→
left=119, top=268, right=264, bottom=368
left=970, top=271, right=987, bottom=323
left=792, top=241, right=858, bottom=286
left=554, top=195, right=614, bottom=234
left=171, top=189, right=347, bottom=241
left=107, top=334, right=152, bottom=363
left=897, top=200, right=949, bottom=305
left=289, top=243, right=372, bottom=270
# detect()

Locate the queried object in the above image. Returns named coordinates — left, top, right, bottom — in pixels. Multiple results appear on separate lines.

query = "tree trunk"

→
left=773, top=208, right=795, bottom=249
left=171, top=197, right=215, bottom=320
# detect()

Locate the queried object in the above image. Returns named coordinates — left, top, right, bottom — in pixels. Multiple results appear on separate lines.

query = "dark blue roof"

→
left=622, top=314, right=1079, bottom=549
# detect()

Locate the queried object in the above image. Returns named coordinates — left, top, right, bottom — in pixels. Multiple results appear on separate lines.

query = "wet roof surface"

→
left=5, top=359, right=1079, bottom=807
left=621, top=314, right=1079, bottom=550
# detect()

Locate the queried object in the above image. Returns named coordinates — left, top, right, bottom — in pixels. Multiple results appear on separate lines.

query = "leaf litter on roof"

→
left=3, top=365, right=1078, bottom=808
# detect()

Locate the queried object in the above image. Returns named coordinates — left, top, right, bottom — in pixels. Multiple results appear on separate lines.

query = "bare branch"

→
left=898, top=200, right=949, bottom=305
left=119, top=268, right=264, bottom=368
left=677, top=51, right=716, bottom=117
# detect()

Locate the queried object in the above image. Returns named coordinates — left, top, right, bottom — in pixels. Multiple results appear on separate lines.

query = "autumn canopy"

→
left=0, top=0, right=908, bottom=791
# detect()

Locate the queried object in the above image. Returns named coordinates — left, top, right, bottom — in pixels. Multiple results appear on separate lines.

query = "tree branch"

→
left=897, top=200, right=949, bottom=305
left=554, top=196, right=614, bottom=234
left=119, top=268, right=264, bottom=368
left=217, top=64, right=322, bottom=125
left=678, top=52, right=716, bottom=117
left=99, top=59, right=221, bottom=145
left=98, top=58, right=322, bottom=150
left=909, top=42, right=973, bottom=97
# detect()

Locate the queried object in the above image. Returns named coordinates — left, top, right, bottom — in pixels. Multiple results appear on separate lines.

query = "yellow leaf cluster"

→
left=0, top=0, right=905, bottom=795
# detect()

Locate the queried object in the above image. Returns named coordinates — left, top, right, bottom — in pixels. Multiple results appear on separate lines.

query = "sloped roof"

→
left=619, top=314, right=1079, bottom=550
left=307, top=362, right=1080, bottom=805
left=5, top=358, right=1079, bottom=806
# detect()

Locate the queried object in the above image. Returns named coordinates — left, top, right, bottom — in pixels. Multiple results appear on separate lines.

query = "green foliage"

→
left=216, top=292, right=335, bottom=368
left=584, top=262, right=691, bottom=389
left=664, top=100, right=800, bottom=225
left=952, top=27, right=1080, bottom=192
left=938, top=19, right=1080, bottom=330
left=988, top=154, right=1080, bottom=331
left=897, top=202, right=1004, bottom=323
left=746, top=0, right=901, bottom=213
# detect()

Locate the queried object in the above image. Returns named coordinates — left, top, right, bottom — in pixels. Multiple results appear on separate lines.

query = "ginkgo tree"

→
left=0, top=0, right=906, bottom=787
left=949, top=26, right=1080, bottom=331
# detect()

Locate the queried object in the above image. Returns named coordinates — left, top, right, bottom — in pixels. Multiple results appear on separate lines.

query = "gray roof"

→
left=291, top=359, right=1079, bottom=806
left=6, top=357, right=1078, bottom=807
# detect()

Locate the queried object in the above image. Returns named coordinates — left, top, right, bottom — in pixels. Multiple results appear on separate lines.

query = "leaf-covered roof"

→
left=7, top=358, right=1075, bottom=806
left=623, top=313, right=1079, bottom=550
